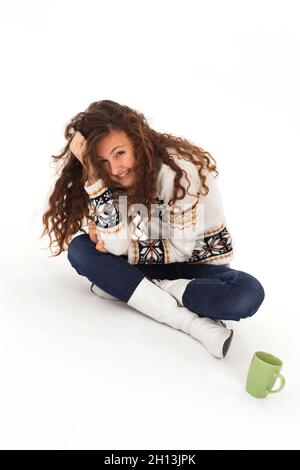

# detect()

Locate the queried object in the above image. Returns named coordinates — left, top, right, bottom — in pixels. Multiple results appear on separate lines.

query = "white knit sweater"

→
left=84, top=149, right=235, bottom=265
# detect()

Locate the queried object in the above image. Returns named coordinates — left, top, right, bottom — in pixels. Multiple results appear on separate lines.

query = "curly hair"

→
left=41, top=99, right=219, bottom=256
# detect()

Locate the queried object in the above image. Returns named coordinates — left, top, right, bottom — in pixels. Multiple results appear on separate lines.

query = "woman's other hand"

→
left=88, top=220, right=108, bottom=252
left=88, top=220, right=98, bottom=243
left=95, top=239, right=108, bottom=253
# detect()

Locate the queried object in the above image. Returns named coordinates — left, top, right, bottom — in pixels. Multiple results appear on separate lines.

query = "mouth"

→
left=116, top=169, right=131, bottom=179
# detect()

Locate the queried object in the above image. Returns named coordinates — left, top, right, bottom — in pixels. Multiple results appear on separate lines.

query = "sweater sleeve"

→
left=84, top=179, right=130, bottom=256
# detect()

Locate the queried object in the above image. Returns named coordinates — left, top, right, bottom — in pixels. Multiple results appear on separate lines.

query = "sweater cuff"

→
left=84, top=178, right=107, bottom=198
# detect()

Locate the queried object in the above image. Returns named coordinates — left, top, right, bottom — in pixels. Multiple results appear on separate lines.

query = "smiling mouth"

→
left=117, top=169, right=131, bottom=178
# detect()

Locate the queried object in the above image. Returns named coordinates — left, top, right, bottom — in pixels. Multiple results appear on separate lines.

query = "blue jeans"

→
left=67, top=234, right=265, bottom=321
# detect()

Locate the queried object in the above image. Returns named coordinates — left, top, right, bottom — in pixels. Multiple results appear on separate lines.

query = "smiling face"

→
left=96, top=130, right=136, bottom=188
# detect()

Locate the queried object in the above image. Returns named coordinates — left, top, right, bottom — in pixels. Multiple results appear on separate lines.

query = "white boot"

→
left=127, top=277, right=233, bottom=359
left=151, top=278, right=193, bottom=305
left=90, top=283, right=121, bottom=302
left=151, top=278, right=227, bottom=327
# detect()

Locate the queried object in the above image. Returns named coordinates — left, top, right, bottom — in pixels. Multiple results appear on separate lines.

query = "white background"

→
left=0, top=0, right=299, bottom=450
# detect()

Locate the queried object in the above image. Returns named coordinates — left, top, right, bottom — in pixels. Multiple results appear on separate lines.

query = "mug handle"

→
left=267, top=372, right=286, bottom=394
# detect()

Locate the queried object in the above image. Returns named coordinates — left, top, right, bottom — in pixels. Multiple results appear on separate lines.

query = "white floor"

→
left=1, top=238, right=299, bottom=450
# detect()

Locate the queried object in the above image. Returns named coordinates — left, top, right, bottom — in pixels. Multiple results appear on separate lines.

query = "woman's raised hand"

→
left=70, top=131, right=87, bottom=164
left=70, top=130, right=99, bottom=182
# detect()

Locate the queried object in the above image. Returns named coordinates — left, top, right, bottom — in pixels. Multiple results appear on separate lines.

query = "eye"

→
left=99, top=151, right=124, bottom=164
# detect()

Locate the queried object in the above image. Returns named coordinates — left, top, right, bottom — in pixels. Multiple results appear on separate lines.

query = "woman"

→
left=41, top=99, right=265, bottom=359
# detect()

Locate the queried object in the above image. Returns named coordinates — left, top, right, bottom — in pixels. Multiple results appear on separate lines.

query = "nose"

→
left=109, top=161, right=122, bottom=177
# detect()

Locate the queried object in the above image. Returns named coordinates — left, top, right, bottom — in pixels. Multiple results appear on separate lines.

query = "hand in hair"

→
left=70, top=131, right=87, bottom=164
left=70, top=130, right=98, bottom=183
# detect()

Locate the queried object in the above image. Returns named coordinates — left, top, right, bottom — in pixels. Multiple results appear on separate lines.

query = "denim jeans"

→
left=67, top=234, right=265, bottom=321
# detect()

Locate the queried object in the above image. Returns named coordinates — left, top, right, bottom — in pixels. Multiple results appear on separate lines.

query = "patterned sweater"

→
left=84, top=148, right=234, bottom=265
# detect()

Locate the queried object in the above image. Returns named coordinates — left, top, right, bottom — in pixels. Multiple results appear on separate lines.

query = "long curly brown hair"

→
left=41, top=99, right=219, bottom=256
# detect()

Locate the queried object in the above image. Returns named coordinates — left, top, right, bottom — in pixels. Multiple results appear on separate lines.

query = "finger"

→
left=70, top=132, right=87, bottom=159
left=74, top=130, right=85, bottom=143
left=90, top=235, right=98, bottom=244
left=96, top=240, right=107, bottom=252
left=71, top=132, right=82, bottom=148
left=89, top=228, right=98, bottom=244
left=96, top=245, right=107, bottom=252
left=91, top=233, right=97, bottom=242
left=89, top=232, right=99, bottom=245
left=74, top=130, right=83, bottom=139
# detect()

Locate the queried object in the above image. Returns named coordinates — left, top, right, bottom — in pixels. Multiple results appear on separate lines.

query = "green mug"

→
left=246, top=351, right=286, bottom=398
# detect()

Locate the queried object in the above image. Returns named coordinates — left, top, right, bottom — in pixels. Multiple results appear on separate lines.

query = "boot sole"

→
left=222, top=330, right=234, bottom=358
